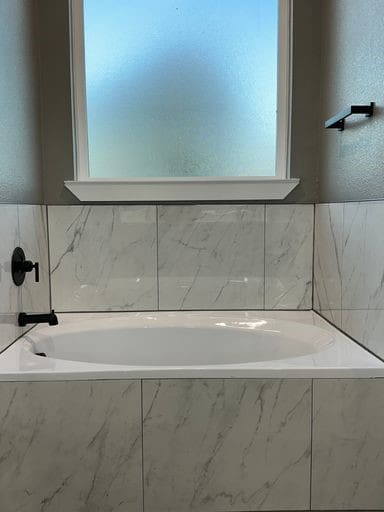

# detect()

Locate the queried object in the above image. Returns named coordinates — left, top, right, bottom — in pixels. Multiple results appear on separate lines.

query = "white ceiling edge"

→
left=64, top=178, right=300, bottom=202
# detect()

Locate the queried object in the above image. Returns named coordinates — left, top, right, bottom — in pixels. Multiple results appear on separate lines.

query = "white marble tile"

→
left=0, top=205, right=22, bottom=351
left=342, top=308, right=384, bottom=359
left=265, top=205, right=314, bottom=309
left=0, top=380, right=142, bottom=512
left=18, top=205, right=50, bottom=314
left=158, top=205, right=264, bottom=310
left=312, top=379, right=384, bottom=510
left=49, top=205, right=157, bottom=311
left=341, top=201, right=384, bottom=357
left=342, top=201, right=384, bottom=311
left=313, top=203, right=343, bottom=327
left=143, top=379, right=311, bottom=512
left=0, top=314, right=21, bottom=354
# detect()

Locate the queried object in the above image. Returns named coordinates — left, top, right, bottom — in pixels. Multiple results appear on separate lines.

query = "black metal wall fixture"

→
left=11, top=247, right=39, bottom=286
left=325, top=102, right=375, bottom=131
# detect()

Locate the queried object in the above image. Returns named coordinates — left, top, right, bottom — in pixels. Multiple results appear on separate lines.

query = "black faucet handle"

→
left=23, top=260, right=39, bottom=282
left=12, top=248, right=40, bottom=285
left=33, top=261, right=39, bottom=282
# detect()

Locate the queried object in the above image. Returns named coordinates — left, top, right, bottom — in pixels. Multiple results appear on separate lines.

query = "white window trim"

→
left=66, top=0, right=299, bottom=202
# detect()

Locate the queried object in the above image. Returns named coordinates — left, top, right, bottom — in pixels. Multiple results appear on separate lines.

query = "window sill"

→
left=64, top=178, right=300, bottom=202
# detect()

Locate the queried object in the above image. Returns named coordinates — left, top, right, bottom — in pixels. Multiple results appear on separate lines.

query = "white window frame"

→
left=66, top=0, right=298, bottom=201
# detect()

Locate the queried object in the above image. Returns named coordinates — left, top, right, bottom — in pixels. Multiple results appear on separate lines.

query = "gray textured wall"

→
left=0, top=0, right=43, bottom=204
left=318, top=0, right=384, bottom=202
left=37, top=0, right=75, bottom=205
left=37, top=0, right=322, bottom=204
left=288, top=0, right=321, bottom=204
left=3, top=1, right=382, bottom=205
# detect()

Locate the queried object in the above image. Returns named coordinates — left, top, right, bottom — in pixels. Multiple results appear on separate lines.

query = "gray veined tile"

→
left=342, top=201, right=384, bottom=311
left=143, top=379, right=311, bottom=512
left=0, top=314, right=21, bottom=354
left=341, top=308, right=384, bottom=359
left=158, top=205, right=265, bottom=310
left=341, top=201, right=384, bottom=357
left=0, top=205, right=22, bottom=351
left=0, top=380, right=142, bottom=512
left=48, top=205, right=157, bottom=311
left=313, top=203, right=343, bottom=327
left=18, top=205, right=50, bottom=314
left=312, top=379, right=384, bottom=510
left=265, top=204, right=314, bottom=309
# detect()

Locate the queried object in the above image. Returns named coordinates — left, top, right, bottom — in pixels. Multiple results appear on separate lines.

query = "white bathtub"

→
left=0, top=311, right=383, bottom=380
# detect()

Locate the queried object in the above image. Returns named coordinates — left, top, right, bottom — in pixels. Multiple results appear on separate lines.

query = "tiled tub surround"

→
left=0, top=204, right=49, bottom=352
left=143, top=379, right=311, bottom=512
left=18, top=205, right=50, bottom=313
left=1, top=376, right=384, bottom=511
left=314, top=200, right=384, bottom=359
left=48, top=205, right=157, bottom=311
left=158, top=205, right=265, bottom=310
left=0, top=205, right=20, bottom=351
left=0, top=380, right=142, bottom=512
left=48, top=204, right=314, bottom=312
left=265, top=204, right=313, bottom=309
left=313, top=203, right=343, bottom=326
left=312, top=379, right=384, bottom=510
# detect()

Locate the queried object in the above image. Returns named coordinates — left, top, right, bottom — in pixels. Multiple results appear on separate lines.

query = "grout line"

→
left=140, top=380, right=145, bottom=512
left=52, top=308, right=315, bottom=314
left=311, top=204, right=316, bottom=310
left=45, top=206, right=53, bottom=311
left=316, top=198, right=384, bottom=205
left=309, top=378, right=314, bottom=510
left=263, top=204, right=267, bottom=309
left=16, top=205, right=23, bottom=311
left=340, top=202, right=345, bottom=327
left=155, top=205, right=160, bottom=311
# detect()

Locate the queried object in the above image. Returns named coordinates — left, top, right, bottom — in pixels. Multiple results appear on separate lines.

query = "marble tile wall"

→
left=143, top=378, right=312, bottom=512
left=265, top=204, right=314, bottom=309
left=0, top=380, right=142, bottom=512
left=314, top=200, right=384, bottom=359
left=48, top=204, right=314, bottom=312
left=158, top=205, right=265, bottom=310
left=0, top=205, right=50, bottom=352
left=48, top=206, right=157, bottom=312
left=313, top=203, right=343, bottom=326
left=1, top=376, right=383, bottom=512
left=312, top=378, right=384, bottom=510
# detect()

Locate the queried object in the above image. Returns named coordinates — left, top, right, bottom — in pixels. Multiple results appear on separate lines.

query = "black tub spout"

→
left=18, top=310, right=58, bottom=327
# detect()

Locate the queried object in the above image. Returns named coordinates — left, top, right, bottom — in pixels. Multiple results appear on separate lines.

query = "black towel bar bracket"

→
left=325, top=102, right=375, bottom=131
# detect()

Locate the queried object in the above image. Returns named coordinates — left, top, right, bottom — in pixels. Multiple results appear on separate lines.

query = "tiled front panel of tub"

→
left=48, top=204, right=314, bottom=312
left=0, top=205, right=49, bottom=352
left=142, top=379, right=312, bottom=512
left=312, top=379, right=384, bottom=510
left=0, top=380, right=142, bottom=512
left=314, top=201, right=384, bottom=359
left=0, top=377, right=383, bottom=511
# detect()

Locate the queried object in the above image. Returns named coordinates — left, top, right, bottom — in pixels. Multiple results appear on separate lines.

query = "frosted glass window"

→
left=83, top=0, right=278, bottom=178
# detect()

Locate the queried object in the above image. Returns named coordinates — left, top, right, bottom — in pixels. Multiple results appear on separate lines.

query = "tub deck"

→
left=0, top=310, right=383, bottom=380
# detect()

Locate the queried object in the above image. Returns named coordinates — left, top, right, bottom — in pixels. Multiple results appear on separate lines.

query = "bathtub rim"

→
left=0, top=310, right=383, bottom=381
